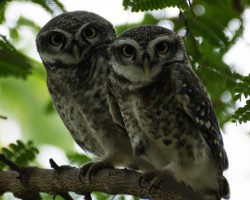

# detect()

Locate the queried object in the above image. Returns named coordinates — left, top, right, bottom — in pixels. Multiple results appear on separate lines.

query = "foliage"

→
left=0, top=35, right=37, bottom=79
left=0, top=0, right=65, bottom=32
left=232, top=74, right=250, bottom=124
left=120, top=0, right=250, bottom=125
left=0, top=140, right=39, bottom=170
left=123, top=0, right=189, bottom=12
left=116, top=13, right=159, bottom=34
left=0, top=0, right=65, bottom=79
left=66, top=152, right=92, bottom=165
left=0, top=15, right=43, bottom=78
left=30, top=0, right=66, bottom=14
left=0, top=0, right=250, bottom=199
left=10, top=16, right=42, bottom=42
left=0, top=1, right=73, bottom=152
left=0, top=0, right=248, bottom=131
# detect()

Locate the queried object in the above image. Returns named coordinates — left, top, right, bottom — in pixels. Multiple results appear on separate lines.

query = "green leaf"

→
left=0, top=35, right=35, bottom=79
left=191, top=17, right=227, bottom=47
left=29, top=0, right=66, bottom=14
left=124, top=0, right=189, bottom=12
left=9, top=143, right=20, bottom=152
left=231, top=74, right=250, bottom=123
left=116, top=13, right=160, bottom=35
left=232, top=101, right=250, bottom=124
left=233, top=93, right=241, bottom=101
left=92, top=192, right=109, bottom=200
left=1, top=0, right=66, bottom=25
left=17, top=140, right=26, bottom=150
left=0, top=0, right=7, bottom=24
left=44, top=99, right=55, bottom=114
left=66, top=152, right=92, bottom=165
left=0, top=140, right=39, bottom=169
left=9, top=28, right=19, bottom=41
left=17, top=16, right=41, bottom=32
left=1, top=148, right=14, bottom=158
left=122, top=0, right=131, bottom=9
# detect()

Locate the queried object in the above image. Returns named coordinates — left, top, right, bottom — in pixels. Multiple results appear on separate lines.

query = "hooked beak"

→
left=73, top=45, right=80, bottom=62
left=143, top=57, right=150, bottom=75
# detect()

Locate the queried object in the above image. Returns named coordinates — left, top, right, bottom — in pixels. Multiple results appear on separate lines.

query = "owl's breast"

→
left=47, top=79, right=105, bottom=157
left=122, top=88, right=210, bottom=168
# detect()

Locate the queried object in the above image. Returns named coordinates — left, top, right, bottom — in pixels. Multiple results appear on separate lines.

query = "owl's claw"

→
left=79, top=161, right=114, bottom=182
left=83, top=192, right=92, bottom=200
left=139, top=171, right=155, bottom=187
left=139, top=172, right=165, bottom=194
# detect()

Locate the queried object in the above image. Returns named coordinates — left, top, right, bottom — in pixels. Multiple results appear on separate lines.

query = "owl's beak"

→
left=143, top=58, right=150, bottom=75
left=73, top=45, right=80, bottom=61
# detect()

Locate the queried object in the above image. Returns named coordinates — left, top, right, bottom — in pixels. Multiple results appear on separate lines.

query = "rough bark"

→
left=0, top=164, right=204, bottom=200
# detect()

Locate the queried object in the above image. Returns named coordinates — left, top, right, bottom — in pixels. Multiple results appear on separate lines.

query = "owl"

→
left=108, top=25, right=230, bottom=200
left=36, top=11, right=152, bottom=172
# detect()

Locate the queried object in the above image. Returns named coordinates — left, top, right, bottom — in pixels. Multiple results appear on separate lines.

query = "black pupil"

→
left=52, top=34, right=63, bottom=44
left=124, top=45, right=135, bottom=56
left=156, top=42, right=167, bottom=52
left=84, top=27, right=95, bottom=37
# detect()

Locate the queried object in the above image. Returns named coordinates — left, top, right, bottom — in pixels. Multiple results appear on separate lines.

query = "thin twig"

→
left=0, top=154, right=21, bottom=171
left=50, top=158, right=60, bottom=170
left=50, top=158, right=74, bottom=200
left=187, top=0, right=195, bottom=17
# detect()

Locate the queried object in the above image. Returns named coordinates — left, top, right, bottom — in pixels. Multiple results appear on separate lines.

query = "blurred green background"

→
left=1, top=0, right=250, bottom=199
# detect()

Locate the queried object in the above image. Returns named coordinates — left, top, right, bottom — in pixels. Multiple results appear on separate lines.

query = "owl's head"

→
left=109, top=25, right=188, bottom=85
left=36, top=11, right=116, bottom=67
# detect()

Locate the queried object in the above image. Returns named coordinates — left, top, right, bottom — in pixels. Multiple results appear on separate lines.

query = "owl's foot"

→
left=139, top=171, right=166, bottom=194
left=79, top=161, right=114, bottom=182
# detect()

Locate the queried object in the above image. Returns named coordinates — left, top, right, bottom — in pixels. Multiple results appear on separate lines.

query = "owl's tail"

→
left=202, top=175, right=230, bottom=200
left=220, top=175, right=230, bottom=199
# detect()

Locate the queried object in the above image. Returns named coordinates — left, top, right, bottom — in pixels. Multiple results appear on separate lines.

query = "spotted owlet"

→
left=36, top=11, right=152, bottom=171
left=107, top=25, right=230, bottom=200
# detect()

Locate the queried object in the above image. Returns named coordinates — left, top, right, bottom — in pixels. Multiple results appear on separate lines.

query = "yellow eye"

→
left=50, top=33, right=65, bottom=46
left=83, top=27, right=97, bottom=39
left=155, top=41, right=169, bottom=54
left=121, top=45, right=135, bottom=57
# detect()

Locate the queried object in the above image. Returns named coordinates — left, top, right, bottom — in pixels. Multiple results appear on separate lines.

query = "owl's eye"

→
left=83, top=27, right=97, bottom=39
left=50, top=33, right=65, bottom=46
left=155, top=41, right=169, bottom=54
left=121, top=45, right=135, bottom=57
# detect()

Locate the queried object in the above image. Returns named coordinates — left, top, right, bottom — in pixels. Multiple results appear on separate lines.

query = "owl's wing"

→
left=107, top=88, right=125, bottom=129
left=173, top=65, right=228, bottom=171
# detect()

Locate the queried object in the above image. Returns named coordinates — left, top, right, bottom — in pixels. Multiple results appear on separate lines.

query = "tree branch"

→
left=0, top=164, right=204, bottom=200
left=0, top=154, right=204, bottom=200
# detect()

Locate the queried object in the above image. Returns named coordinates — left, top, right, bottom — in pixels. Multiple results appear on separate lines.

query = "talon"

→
left=139, top=175, right=144, bottom=187
left=139, top=171, right=164, bottom=193
left=139, top=172, right=154, bottom=189
left=148, top=177, right=158, bottom=194
left=79, top=161, right=114, bottom=182
left=149, top=185, right=154, bottom=194
left=79, top=162, right=92, bottom=183
left=84, top=192, right=92, bottom=200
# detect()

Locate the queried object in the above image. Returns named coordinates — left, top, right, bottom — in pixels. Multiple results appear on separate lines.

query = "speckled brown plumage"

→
left=36, top=11, right=153, bottom=170
left=108, top=25, right=230, bottom=200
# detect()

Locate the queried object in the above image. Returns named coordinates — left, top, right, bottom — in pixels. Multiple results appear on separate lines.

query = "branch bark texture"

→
left=0, top=165, right=204, bottom=200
